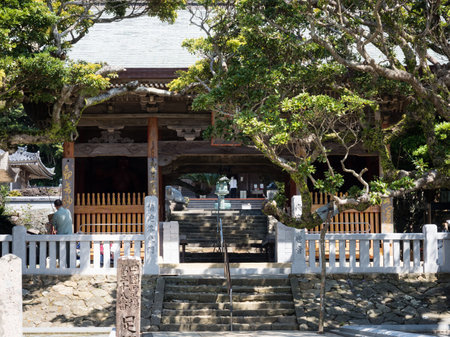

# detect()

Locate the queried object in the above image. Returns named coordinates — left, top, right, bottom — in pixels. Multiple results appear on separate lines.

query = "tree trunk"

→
left=318, top=202, right=334, bottom=333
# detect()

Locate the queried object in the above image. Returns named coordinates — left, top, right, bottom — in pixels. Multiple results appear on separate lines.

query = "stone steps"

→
left=164, top=284, right=292, bottom=293
left=186, top=199, right=265, bottom=210
left=177, top=219, right=268, bottom=223
left=160, top=322, right=298, bottom=331
left=163, top=301, right=295, bottom=311
left=159, top=262, right=291, bottom=276
left=171, top=211, right=270, bottom=262
left=165, top=276, right=290, bottom=286
left=171, top=214, right=267, bottom=221
left=158, top=276, right=298, bottom=331
left=161, top=315, right=298, bottom=324
left=175, top=215, right=268, bottom=220
left=180, top=232, right=267, bottom=238
left=181, top=253, right=268, bottom=263
left=178, top=225, right=268, bottom=231
left=165, top=292, right=294, bottom=302
left=162, top=308, right=296, bottom=316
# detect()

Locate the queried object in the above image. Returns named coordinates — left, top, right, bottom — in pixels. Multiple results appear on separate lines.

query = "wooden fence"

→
left=72, top=191, right=380, bottom=235
left=310, top=192, right=381, bottom=234
left=74, top=193, right=145, bottom=234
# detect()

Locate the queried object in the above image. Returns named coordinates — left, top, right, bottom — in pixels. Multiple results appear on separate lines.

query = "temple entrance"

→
left=75, top=157, right=147, bottom=194
left=162, top=157, right=290, bottom=263
left=73, top=157, right=147, bottom=233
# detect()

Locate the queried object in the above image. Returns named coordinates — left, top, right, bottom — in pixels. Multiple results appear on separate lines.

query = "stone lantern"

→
left=266, top=182, right=279, bottom=200
left=214, top=176, right=231, bottom=210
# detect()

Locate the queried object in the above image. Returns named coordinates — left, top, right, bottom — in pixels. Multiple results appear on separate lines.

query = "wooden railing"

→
left=74, top=193, right=145, bottom=234
left=311, top=192, right=381, bottom=234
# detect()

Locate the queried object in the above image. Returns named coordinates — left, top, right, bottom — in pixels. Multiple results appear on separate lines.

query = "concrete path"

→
left=142, top=332, right=341, bottom=337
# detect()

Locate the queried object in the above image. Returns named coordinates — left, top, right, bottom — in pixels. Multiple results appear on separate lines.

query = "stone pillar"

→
left=276, top=222, right=294, bottom=263
left=423, top=224, right=438, bottom=273
left=440, top=235, right=450, bottom=273
left=162, top=221, right=179, bottom=264
left=62, top=142, right=75, bottom=219
left=12, top=225, right=26, bottom=270
left=144, top=196, right=159, bottom=275
left=381, top=197, right=394, bottom=233
left=292, top=228, right=307, bottom=274
left=0, top=254, right=23, bottom=337
left=291, top=195, right=302, bottom=219
left=116, top=256, right=141, bottom=337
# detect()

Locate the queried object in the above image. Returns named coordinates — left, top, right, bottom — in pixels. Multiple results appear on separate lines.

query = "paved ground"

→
left=142, top=332, right=341, bottom=337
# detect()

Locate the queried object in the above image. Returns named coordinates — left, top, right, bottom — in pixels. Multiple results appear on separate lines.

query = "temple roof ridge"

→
left=8, top=147, right=55, bottom=180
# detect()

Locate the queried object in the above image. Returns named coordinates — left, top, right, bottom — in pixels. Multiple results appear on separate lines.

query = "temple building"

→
left=0, top=147, right=55, bottom=188
left=62, top=11, right=401, bottom=260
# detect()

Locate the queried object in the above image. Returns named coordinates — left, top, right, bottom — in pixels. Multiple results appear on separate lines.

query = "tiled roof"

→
left=68, top=10, right=204, bottom=68
left=9, top=147, right=55, bottom=180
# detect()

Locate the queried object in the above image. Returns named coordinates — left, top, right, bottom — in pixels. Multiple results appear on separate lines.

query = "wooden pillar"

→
left=159, top=168, right=164, bottom=221
left=147, top=118, right=158, bottom=197
left=62, top=142, right=75, bottom=220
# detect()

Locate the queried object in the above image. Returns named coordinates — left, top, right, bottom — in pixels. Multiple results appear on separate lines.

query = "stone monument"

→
left=0, top=254, right=23, bottom=337
left=144, top=195, right=159, bottom=275
left=116, top=256, right=142, bottom=337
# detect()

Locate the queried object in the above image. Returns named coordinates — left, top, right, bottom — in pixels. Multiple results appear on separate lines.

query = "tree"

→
left=168, top=1, right=449, bottom=331
left=0, top=0, right=185, bottom=149
left=171, top=0, right=449, bottom=224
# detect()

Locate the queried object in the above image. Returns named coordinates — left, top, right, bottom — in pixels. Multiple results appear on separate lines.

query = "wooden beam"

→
left=148, top=117, right=158, bottom=196
left=74, top=143, right=147, bottom=157
left=80, top=112, right=210, bottom=120
left=74, top=141, right=376, bottom=158
left=74, top=141, right=261, bottom=158
left=63, top=142, right=74, bottom=158
left=148, top=117, right=158, bottom=158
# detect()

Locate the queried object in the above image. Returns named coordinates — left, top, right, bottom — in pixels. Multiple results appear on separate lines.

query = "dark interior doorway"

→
left=75, top=157, right=147, bottom=194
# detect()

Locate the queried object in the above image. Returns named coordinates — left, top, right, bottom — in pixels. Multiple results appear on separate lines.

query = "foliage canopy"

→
left=169, top=0, right=449, bottom=227
left=0, top=0, right=184, bottom=148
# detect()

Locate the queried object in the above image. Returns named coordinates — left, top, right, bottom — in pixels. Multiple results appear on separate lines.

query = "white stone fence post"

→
left=161, top=221, right=180, bottom=264
left=12, top=225, right=26, bottom=271
left=276, top=222, right=294, bottom=263
left=423, top=224, right=439, bottom=273
left=438, top=230, right=450, bottom=273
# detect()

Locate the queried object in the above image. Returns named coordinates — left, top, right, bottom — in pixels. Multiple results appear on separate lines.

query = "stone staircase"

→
left=186, top=199, right=265, bottom=210
left=169, top=211, right=272, bottom=262
left=158, top=277, right=299, bottom=331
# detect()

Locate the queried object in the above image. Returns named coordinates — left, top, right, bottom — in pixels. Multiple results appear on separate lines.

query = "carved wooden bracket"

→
left=88, top=130, right=133, bottom=143
left=167, top=126, right=204, bottom=141
left=139, top=94, right=165, bottom=112
left=75, top=143, right=146, bottom=157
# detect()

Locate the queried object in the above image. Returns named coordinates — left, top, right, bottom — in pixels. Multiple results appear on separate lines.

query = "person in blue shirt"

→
left=50, top=199, right=73, bottom=234
left=49, top=199, right=73, bottom=267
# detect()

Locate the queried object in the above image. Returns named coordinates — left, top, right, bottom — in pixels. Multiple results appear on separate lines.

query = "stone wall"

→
left=22, top=275, right=157, bottom=330
left=21, top=274, right=449, bottom=331
left=6, top=196, right=60, bottom=233
left=292, top=273, right=450, bottom=330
